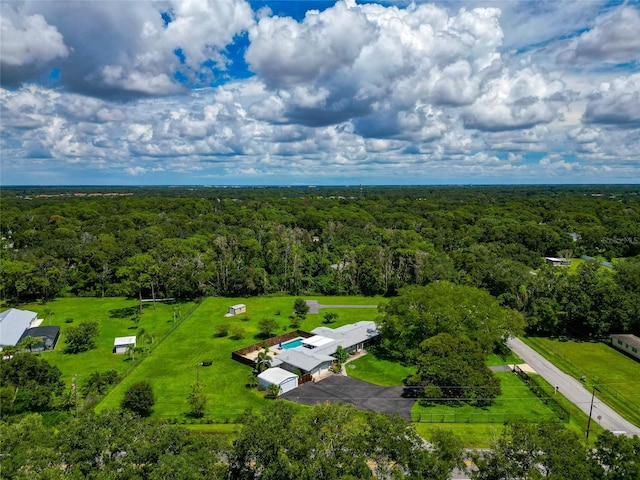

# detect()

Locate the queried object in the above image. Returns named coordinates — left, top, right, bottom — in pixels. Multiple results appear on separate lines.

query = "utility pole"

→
left=72, top=375, right=78, bottom=417
left=586, top=384, right=599, bottom=439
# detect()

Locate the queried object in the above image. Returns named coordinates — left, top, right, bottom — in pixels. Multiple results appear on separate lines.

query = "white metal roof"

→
left=302, top=335, right=334, bottom=348
left=114, top=336, right=136, bottom=346
left=230, top=304, right=246, bottom=309
left=0, top=308, right=38, bottom=346
left=258, top=367, right=298, bottom=385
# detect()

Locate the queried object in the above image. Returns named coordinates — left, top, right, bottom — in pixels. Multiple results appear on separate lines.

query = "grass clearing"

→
left=522, top=336, right=640, bottom=427
left=346, top=352, right=415, bottom=386
left=19, top=298, right=195, bottom=387
left=411, top=372, right=560, bottom=423
left=96, top=296, right=383, bottom=420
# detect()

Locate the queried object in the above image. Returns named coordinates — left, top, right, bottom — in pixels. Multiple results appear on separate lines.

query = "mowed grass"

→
left=411, top=372, right=559, bottom=424
left=523, top=337, right=640, bottom=426
left=97, top=296, right=384, bottom=420
left=347, top=352, right=415, bottom=386
left=18, top=298, right=195, bottom=387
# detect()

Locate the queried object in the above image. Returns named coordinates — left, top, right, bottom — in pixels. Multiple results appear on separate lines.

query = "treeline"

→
left=2, top=406, right=638, bottom=479
left=1, top=186, right=639, bottom=337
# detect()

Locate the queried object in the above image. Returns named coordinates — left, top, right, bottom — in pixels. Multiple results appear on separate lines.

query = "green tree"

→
left=187, top=382, right=208, bottom=418
left=265, top=383, right=281, bottom=398
left=411, top=333, right=500, bottom=406
left=293, top=298, right=309, bottom=318
left=334, top=345, right=348, bottom=364
left=0, top=352, right=64, bottom=415
left=590, top=430, right=640, bottom=479
left=257, top=318, right=278, bottom=338
left=322, top=311, right=338, bottom=324
left=63, top=321, right=99, bottom=354
left=121, top=380, right=155, bottom=417
left=17, top=335, right=41, bottom=352
left=379, top=282, right=524, bottom=361
left=255, top=349, right=272, bottom=374
left=472, top=420, right=592, bottom=479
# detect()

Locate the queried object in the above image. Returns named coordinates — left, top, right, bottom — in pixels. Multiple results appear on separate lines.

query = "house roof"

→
left=311, top=321, right=379, bottom=355
left=258, top=367, right=298, bottom=385
left=0, top=308, right=38, bottom=346
left=302, top=335, right=334, bottom=348
left=18, top=326, right=60, bottom=344
left=611, top=334, right=640, bottom=350
left=114, top=336, right=136, bottom=346
left=274, top=349, right=334, bottom=372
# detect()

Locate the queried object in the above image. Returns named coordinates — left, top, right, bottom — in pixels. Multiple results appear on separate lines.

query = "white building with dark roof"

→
left=610, top=334, right=640, bottom=361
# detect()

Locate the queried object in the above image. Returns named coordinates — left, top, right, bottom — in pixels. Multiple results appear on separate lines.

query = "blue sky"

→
left=1, top=0, right=639, bottom=185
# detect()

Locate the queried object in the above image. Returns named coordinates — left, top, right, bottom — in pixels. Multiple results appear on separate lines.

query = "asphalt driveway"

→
left=281, top=375, right=416, bottom=420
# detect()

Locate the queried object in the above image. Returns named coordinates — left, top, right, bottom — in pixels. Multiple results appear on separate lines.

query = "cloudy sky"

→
left=1, top=0, right=639, bottom=185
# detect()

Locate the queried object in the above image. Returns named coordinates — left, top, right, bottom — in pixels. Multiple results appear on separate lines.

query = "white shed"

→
left=228, top=304, right=247, bottom=316
left=113, top=336, right=136, bottom=354
left=257, top=367, right=299, bottom=395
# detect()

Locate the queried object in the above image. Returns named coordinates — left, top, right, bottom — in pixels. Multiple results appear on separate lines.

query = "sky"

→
left=1, top=0, right=639, bottom=186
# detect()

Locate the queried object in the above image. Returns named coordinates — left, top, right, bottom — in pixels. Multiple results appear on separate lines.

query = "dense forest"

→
left=1, top=186, right=639, bottom=337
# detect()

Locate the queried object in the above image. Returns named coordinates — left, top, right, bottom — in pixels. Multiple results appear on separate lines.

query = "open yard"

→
left=19, top=298, right=196, bottom=387
left=523, top=337, right=640, bottom=426
left=97, top=296, right=384, bottom=420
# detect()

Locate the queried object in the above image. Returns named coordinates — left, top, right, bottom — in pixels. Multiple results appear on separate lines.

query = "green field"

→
left=346, top=352, right=415, bottom=386
left=20, top=298, right=196, bottom=386
left=523, top=337, right=640, bottom=426
left=96, top=296, right=385, bottom=419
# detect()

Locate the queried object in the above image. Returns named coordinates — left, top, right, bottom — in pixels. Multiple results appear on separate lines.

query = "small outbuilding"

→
left=228, top=304, right=247, bottom=316
left=610, top=334, right=640, bottom=361
left=544, top=257, right=570, bottom=266
left=257, top=367, right=299, bottom=395
left=113, top=336, right=137, bottom=354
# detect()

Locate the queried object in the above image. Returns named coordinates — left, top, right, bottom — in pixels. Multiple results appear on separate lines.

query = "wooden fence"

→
left=231, top=330, right=314, bottom=365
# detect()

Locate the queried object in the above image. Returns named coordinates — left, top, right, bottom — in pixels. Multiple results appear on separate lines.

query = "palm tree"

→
left=255, top=349, right=272, bottom=373
left=18, top=336, right=40, bottom=353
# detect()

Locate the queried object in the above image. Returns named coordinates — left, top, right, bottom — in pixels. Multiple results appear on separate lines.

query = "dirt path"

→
left=305, top=300, right=378, bottom=314
left=507, top=337, right=640, bottom=437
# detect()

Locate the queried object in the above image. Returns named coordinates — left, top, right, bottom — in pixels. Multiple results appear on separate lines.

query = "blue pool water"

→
left=281, top=337, right=304, bottom=349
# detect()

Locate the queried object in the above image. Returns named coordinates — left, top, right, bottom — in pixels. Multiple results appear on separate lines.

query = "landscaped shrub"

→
left=230, top=327, right=245, bottom=340
left=214, top=324, right=229, bottom=337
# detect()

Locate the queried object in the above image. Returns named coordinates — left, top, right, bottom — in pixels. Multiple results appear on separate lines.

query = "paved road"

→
left=306, top=300, right=378, bottom=314
left=507, top=337, right=640, bottom=437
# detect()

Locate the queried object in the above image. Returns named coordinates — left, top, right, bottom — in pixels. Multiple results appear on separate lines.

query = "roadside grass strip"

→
left=523, top=337, right=640, bottom=427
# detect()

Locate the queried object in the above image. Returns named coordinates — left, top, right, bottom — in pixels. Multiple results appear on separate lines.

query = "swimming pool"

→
left=281, top=337, right=304, bottom=349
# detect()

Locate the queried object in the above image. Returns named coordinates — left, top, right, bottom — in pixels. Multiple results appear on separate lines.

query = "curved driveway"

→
left=507, top=337, right=640, bottom=437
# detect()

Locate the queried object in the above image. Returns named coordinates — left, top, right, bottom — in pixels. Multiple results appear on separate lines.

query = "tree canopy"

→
left=378, top=282, right=524, bottom=361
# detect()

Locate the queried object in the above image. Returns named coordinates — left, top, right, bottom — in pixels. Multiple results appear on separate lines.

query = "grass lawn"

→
left=18, top=298, right=195, bottom=387
left=97, top=296, right=383, bottom=420
left=346, top=352, right=415, bottom=386
left=522, top=337, right=640, bottom=427
left=411, top=372, right=560, bottom=424
left=413, top=423, right=505, bottom=449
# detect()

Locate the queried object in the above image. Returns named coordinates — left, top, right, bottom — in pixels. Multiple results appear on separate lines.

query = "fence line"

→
left=513, top=365, right=571, bottom=423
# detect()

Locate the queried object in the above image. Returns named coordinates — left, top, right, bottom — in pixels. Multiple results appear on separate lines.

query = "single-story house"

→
left=17, top=326, right=60, bottom=352
left=113, top=336, right=137, bottom=354
left=272, top=349, right=335, bottom=377
left=268, top=321, right=379, bottom=377
left=0, top=308, right=38, bottom=348
left=228, top=304, right=247, bottom=316
left=257, top=367, right=299, bottom=395
left=544, top=257, right=570, bottom=266
left=610, top=334, right=640, bottom=361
